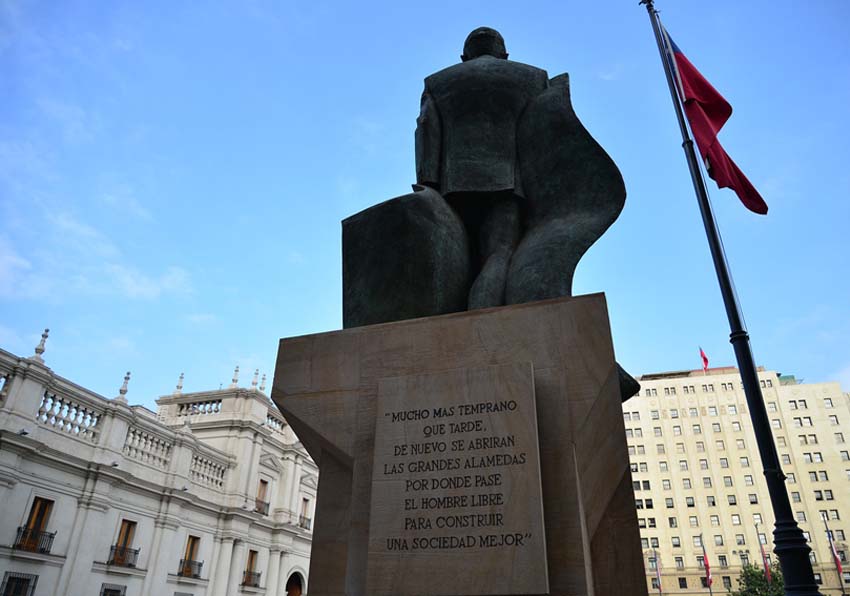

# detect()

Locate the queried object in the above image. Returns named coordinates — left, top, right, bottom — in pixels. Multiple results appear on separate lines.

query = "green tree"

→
left=729, top=563, right=784, bottom=596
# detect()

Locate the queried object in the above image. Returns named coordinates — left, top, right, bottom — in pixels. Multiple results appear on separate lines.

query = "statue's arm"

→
left=415, top=88, right=441, bottom=190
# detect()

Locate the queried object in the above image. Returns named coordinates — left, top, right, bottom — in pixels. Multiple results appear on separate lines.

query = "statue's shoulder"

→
left=424, top=62, right=464, bottom=90
left=506, top=58, right=549, bottom=80
left=425, top=57, right=548, bottom=92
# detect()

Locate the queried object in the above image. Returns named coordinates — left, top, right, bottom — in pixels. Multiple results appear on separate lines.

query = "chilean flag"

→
left=701, top=540, right=713, bottom=587
left=662, top=27, right=768, bottom=215
left=828, top=529, right=844, bottom=576
left=759, top=538, right=772, bottom=584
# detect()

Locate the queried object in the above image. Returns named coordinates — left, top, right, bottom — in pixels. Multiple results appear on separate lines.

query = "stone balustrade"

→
left=177, top=399, right=221, bottom=416
left=36, top=389, right=102, bottom=443
left=0, top=348, right=238, bottom=491
left=123, top=425, right=173, bottom=470
left=190, top=450, right=228, bottom=489
left=265, top=412, right=286, bottom=431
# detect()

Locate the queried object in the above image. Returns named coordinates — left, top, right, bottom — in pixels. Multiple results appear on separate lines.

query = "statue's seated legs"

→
left=448, top=192, right=521, bottom=309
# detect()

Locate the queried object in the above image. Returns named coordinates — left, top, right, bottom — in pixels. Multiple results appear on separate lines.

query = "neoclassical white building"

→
left=0, top=332, right=317, bottom=596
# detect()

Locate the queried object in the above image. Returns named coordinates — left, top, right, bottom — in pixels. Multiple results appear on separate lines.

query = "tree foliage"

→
left=729, top=563, right=784, bottom=596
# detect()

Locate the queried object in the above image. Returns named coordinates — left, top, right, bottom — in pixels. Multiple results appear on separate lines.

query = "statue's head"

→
left=461, top=27, right=508, bottom=62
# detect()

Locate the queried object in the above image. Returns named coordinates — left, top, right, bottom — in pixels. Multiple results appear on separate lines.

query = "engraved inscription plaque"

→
left=367, top=363, right=548, bottom=595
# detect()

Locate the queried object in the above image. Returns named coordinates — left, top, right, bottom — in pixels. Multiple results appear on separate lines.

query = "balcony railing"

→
left=108, top=544, right=140, bottom=567
left=242, top=570, right=262, bottom=587
left=178, top=558, right=203, bottom=578
left=298, top=515, right=312, bottom=530
left=13, top=526, right=56, bottom=554
left=254, top=499, right=270, bottom=516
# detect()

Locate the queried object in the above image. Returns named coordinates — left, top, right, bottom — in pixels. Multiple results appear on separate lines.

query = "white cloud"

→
left=100, top=187, right=153, bottom=221
left=597, top=64, right=622, bottom=81
left=833, top=364, right=850, bottom=392
left=350, top=117, right=385, bottom=155
left=107, top=336, right=136, bottom=352
left=186, top=313, right=217, bottom=324
left=336, top=176, right=359, bottom=199
left=0, top=236, right=32, bottom=292
left=47, top=212, right=120, bottom=258
left=105, top=264, right=191, bottom=299
left=0, top=139, right=47, bottom=178
left=286, top=250, right=305, bottom=265
left=1, top=210, right=192, bottom=302
left=36, top=97, right=99, bottom=144
left=0, top=324, right=25, bottom=352
left=113, top=37, right=134, bottom=52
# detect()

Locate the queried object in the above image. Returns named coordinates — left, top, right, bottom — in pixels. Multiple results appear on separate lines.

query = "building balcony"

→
left=13, top=527, right=56, bottom=554
left=298, top=515, right=312, bottom=530
left=178, top=558, right=203, bottom=578
left=108, top=544, right=140, bottom=567
left=254, top=499, right=270, bottom=516
left=242, top=570, right=262, bottom=587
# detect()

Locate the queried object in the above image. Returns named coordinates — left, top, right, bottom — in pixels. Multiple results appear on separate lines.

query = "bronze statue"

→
left=415, top=28, right=549, bottom=308
left=340, top=27, right=637, bottom=396
left=344, top=26, right=626, bottom=322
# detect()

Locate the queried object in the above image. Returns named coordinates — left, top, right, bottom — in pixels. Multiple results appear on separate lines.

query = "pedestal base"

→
left=272, top=294, right=647, bottom=596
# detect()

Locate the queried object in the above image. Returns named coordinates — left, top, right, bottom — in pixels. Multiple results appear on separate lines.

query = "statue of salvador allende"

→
left=342, top=27, right=638, bottom=398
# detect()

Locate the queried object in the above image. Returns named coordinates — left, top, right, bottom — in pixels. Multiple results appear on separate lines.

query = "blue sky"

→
left=2, top=0, right=848, bottom=409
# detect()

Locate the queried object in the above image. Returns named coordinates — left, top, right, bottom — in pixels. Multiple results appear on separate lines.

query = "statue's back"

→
left=421, top=56, right=548, bottom=197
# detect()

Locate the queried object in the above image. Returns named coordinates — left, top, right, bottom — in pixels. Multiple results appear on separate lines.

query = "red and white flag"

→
left=701, top=538, right=713, bottom=587
left=828, top=528, right=844, bottom=576
left=758, top=536, right=772, bottom=584
left=661, top=26, right=768, bottom=214
left=699, top=347, right=709, bottom=372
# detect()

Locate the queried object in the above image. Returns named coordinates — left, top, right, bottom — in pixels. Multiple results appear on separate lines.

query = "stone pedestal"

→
left=272, top=294, right=646, bottom=596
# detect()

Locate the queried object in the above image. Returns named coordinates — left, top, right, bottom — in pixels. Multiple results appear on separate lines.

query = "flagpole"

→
left=824, top=516, right=847, bottom=596
left=639, top=2, right=821, bottom=596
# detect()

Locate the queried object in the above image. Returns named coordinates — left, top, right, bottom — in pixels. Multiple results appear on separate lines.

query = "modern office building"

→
left=0, top=334, right=317, bottom=596
left=626, top=365, right=850, bottom=594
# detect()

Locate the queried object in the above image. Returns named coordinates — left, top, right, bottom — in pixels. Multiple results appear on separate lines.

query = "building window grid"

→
left=627, top=375, right=847, bottom=571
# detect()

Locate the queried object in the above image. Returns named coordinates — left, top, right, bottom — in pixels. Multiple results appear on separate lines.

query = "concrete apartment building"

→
left=626, top=366, right=850, bottom=594
left=0, top=335, right=317, bottom=596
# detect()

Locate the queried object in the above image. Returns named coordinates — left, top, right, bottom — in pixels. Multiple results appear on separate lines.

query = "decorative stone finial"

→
left=230, top=365, right=240, bottom=388
left=259, top=373, right=267, bottom=393
left=32, top=328, right=49, bottom=363
left=116, top=371, right=131, bottom=402
left=251, top=369, right=259, bottom=390
left=174, top=372, right=184, bottom=395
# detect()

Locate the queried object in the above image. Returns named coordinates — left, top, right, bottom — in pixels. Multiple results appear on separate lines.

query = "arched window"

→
left=285, top=572, right=304, bottom=596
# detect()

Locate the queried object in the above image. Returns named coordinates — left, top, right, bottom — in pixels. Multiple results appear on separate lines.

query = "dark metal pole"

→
left=639, top=2, right=821, bottom=595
